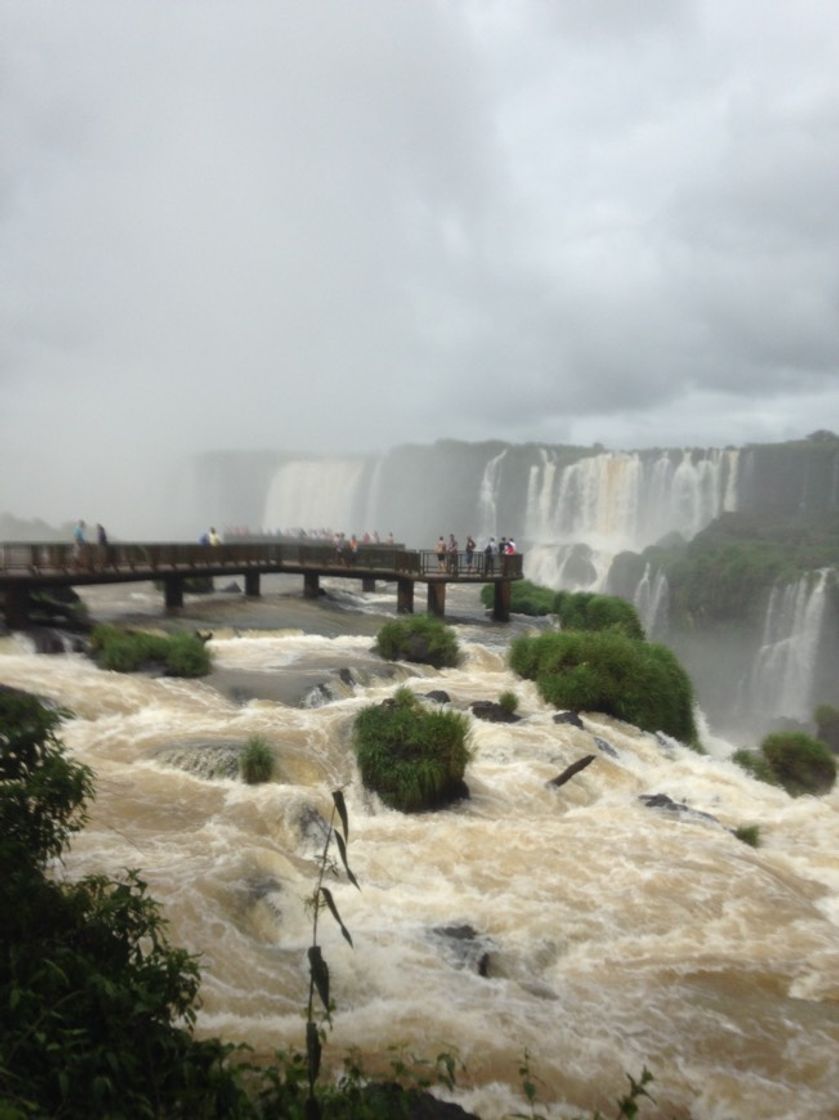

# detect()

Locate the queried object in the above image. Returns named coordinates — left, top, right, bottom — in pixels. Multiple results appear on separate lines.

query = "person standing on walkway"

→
left=208, top=527, right=221, bottom=546
left=436, top=536, right=446, bottom=570
left=96, top=523, right=110, bottom=569
left=73, top=520, right=88, bottom=569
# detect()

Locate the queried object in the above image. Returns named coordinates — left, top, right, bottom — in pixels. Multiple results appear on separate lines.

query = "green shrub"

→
left=509, top=630, right=698, bottom=746
left=480, top=579, right=556, bottom=616
left=90, top=625, right=210, bottom=677
left=760, top=731, right=837, bottom=796
left=733, top=825, right=761, bottom=847
left=240, top=735, right=274, bottom=784
left=733, top=748, right=779, bottom=785
left=498, top=690, right=519, bottom=716
left=352, top=687, right=471, bottom=812
left=553, top=590, right=645, bottom=639
left=374, top=615, right=460, bottom=669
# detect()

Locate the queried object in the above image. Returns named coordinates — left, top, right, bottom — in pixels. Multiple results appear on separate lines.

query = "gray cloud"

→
left=2, top=0, right=839, bottom=534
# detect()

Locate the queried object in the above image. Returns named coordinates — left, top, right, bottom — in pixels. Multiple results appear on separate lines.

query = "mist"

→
left=3, top=1, right=839, bottom=539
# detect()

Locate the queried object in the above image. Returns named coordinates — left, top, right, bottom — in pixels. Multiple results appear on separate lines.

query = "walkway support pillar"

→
left=493, top=580, right=511, bottom=623
left=3, top=583, right=31, bottom=630
left=304, top=572, right=320, bottom=599
left=397, top=578, right=414, bottom=614
left=244, top=572, right=261, bottom=597
left=361, top=577, right=376, bottom=593
left=164, top=575, right=184, bottom=610
left=427, top=581, right=446, bottom=618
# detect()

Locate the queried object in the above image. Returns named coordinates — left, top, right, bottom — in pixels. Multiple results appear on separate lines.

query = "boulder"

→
left=470, top=700, right=521, bottom=723
left=593, top=736, right=618, bottom=758
left=553, top=710, right=584, bottom=728
left=639, top=793, right=720, bottom=826
left=547, top=754, right=595, bottom=789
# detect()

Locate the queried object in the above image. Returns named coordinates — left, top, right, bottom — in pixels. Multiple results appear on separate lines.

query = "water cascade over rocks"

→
left=1, top=581, right=837, bottom=1119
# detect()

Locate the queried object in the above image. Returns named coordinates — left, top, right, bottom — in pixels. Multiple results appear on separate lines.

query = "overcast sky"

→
left=2, top=0, right=839, bottom=530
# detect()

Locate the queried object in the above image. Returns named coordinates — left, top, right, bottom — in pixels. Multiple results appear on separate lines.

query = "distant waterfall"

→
left=633, top=564, right=670, bottom=637
left=477, top=449, right=507, bottom=543
left=745, top=570, right=831, bottom=724
left=262, top=459, right=368, bottom=533
left=523, top=448, right=739, bottom=553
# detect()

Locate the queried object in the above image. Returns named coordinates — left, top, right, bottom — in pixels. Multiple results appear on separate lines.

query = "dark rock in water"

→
left=28, top=627, right=88, bottom=655
left=431, top=923, right=493, bottom=976
left=547, top=754, right=596, bottom=789
left=156, top=741, right=244, bottom=780
left=470, top=700, right=521, bottom=723
left=553, top=710, right=584, bottom=728
left=338, top=667, right=355, bottom=686
left=221, top=581, right=241, bottom=593
left=639, top=793, right=720, bottom=825
left=593, top=736, right=618, bottom=758
left=424, top=690, right=451, bottom=704
left=355, top=1083, right=479, bottom=1120
left=298, top=805, right=331, bottom=847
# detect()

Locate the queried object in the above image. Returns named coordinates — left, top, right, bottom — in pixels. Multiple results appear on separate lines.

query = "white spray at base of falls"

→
left=263, top=458, right=369, bottom=533
left=633, top=563, right=670, bottom=637
left=742, top=569, right=832, bottom=724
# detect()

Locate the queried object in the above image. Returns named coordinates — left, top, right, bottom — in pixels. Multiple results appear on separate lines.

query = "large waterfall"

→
left=742, top=570, right=832, bottom=725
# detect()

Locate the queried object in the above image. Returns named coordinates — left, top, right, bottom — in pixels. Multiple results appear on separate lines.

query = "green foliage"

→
left=90, top=624, right=211, bottom=677
left=760, top=731, right=837, bottom=796
left=0, top=687, right=256, bottom=1119
left=553, top=591, right=645, bottom=640
left=353, top=688, right=471, bottom=812
left=498, top=690, right=519, bottom=716
left=732, top=748, right=779, bottom=786
left=509, top=631, right=698, bottom=746
left=374, top=615, right=460, bottom=669
left=815, top=703, right=839, bottom=754
left=733, top=825, right=761, bottom=847
left=480, top=579, right=557, bottom=616
left=239, top=736, right=274, bottom=784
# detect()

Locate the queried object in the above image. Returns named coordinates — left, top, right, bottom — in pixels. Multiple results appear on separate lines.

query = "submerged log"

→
left=547, top=753, right=595, bottom=789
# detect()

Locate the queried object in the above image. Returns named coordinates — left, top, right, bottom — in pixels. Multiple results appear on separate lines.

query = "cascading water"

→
left=633, top=563, right=670, bottom=637
left=1, top=580, right=837, bottom=1120
left=476, top=449, right=507, bottom=542
left=262, top=458, right=369, bottom=534
left=743, top=569, right=832, bottom=724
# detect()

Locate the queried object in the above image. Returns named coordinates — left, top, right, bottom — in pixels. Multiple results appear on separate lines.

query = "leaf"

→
left=319, top=886, right=353, bottom=948
left=306, top=1020, right=322, bottom=1085
left=334, top=831, right=360, bottom=890
left=332, top=788, right=349, bottom=843
left=307, top=945, right=330, bottom=1011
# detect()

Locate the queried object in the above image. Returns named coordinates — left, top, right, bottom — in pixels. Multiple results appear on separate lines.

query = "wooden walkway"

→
left=0, top=541, right=523, bottom=629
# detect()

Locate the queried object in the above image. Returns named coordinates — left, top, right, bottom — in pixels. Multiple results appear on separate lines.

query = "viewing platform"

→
left=0, top=541, right=524, bottom=630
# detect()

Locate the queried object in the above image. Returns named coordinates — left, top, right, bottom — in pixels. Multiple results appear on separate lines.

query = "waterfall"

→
left=262, top=459, right=368, bottom=533
left=633, top=563, right=670, bottom=637
left=745, top=570, right=831, bottom=724
left=476, top=449, right=507, bottom=543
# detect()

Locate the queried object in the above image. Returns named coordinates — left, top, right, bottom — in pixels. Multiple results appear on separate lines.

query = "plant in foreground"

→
left=240, top=735, right=274, bottom=784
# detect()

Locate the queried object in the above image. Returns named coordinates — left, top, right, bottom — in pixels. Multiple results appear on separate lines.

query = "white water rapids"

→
left=1, top=582, right=837, bottom=1120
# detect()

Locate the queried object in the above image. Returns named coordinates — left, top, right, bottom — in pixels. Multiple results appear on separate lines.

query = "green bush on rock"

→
left=509, top=630, right=698, bottom=746
left=480, top=579, right=557, bottom=616
left=553, top=590, right=645, bottom=639
left=90, top=624, right=211, bottom=677
left=240, top=735, right=274, bottom=784
left=352, top=687, right=471, bottom=812
left=761, top=731, right=836, bottom=796
left=374, top=615, right=460, bottom=669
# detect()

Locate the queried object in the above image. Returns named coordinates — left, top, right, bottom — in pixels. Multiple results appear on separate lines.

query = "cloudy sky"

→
left=2, top=0, right=839, bottom=530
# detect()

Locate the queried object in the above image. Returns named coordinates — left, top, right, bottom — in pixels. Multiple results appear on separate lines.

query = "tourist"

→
left=96, top=523, right=110, bottom=569
left=436, top=536, right=446, bottom=570
left=484, top=537, right=496, bottom=575
left=447, top=533, right=459, bottom=575
left=72, top=519, right=88, bottom=570
left=208, top=527, right=221, bottom=546
left=465, top=534, right=476, bottom=571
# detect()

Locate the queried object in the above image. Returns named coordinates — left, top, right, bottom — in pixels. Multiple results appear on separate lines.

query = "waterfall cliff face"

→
left=742, top=570, right=832, bottom=726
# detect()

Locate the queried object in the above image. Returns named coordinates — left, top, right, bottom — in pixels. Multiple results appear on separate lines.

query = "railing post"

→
left=397, top=578, right=414, bottom=613
left=304, top=572, right=320, bottom=598
left=2, top=582, right=31, bottom=629
left=163, top=574, right=184, bottom=610
left=493, top=580, right=511, bottom=622
left=427, top=581, right=446, bottom=617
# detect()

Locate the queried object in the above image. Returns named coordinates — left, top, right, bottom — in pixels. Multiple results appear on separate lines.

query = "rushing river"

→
left=2, top=579, right=837, bottom=1120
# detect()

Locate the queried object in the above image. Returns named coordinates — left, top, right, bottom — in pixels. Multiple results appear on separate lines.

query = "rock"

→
left=28, top=627, right=88, bottom=655
left=424, top=690, right=451, bottom=704
left=553, top=710, right=584, bottom=728
left=155, top=741, right=244, bottom=780
left=639, top=793, right=720, bottom=825
left=593, top=736, right=618, bottom=758
left=431, top=923, right=493, bottom=975
left=355, top=1083, right=479, bottom=1119
left=470, top=700, right=521, bottom=723
left=221, top=581, right=241, bottom=593
left=547, top=754, right=595, bottom=789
